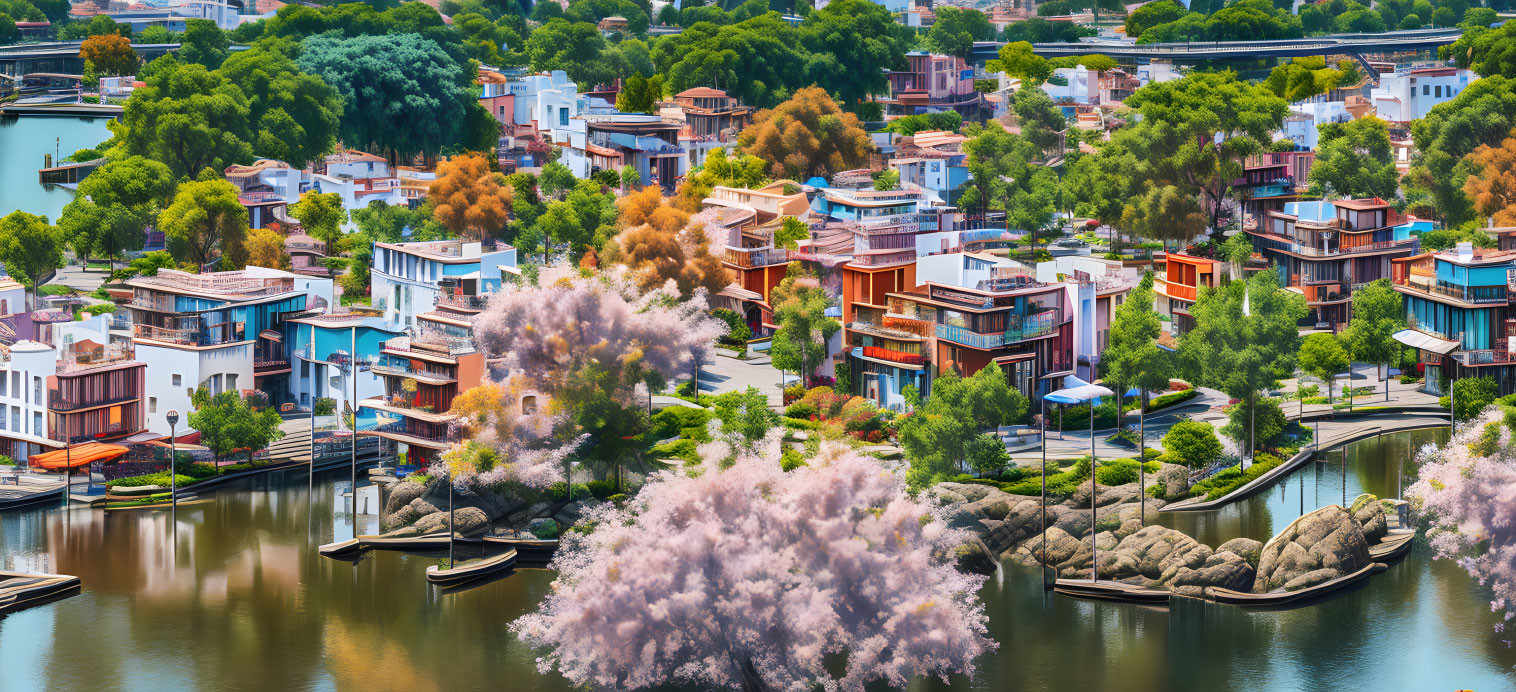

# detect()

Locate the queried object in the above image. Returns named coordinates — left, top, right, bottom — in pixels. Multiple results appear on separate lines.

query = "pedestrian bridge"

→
left=970, top=27, right=1463, bottom=64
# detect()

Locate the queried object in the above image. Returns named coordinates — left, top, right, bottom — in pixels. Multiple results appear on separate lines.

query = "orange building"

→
left=1154, top=253, right=1220, bottom=335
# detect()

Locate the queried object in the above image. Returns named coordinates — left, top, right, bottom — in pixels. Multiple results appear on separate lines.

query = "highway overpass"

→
left=970, top=27, right=1463, bottom=64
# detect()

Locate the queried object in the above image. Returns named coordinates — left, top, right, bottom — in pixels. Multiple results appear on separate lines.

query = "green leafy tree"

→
left=873, top=169, right=899, bottom=191
left=711, top=386, right=778, bottom=448
left=0, top=211, right=64, bottom=311
left=768, top=265, right=840, bottom=384
left=1341, top=279, right=1405, bottom=401
left=1161, top=419, right=1222, bottom=468
left=178, top=18, right=229, bottom=68
left=774, top=216, right=809, bottom=250
left=58, top=155, right=174, bottom=268
left=187, top=389, right=285, bottom=465
left=1100, top=273, right=1172, bottom=436
left=158, top=177, right=249, bottom=269
left=615, top=73, right=665, bottom=114
left=898, top=368, right=1027, bottom=487
left=1309, top=116, right=1398, bottom=199
left=965, top=433, right=1010, bottom=477
left=1125, top=0, right=1187, bottom=38
left=1263, top=56, right=1343, bottom=103
left=1410, top=76, right=1516, bottom=226
left=1178, top=268, right=1306, bottom=450
left=0, top=14, right=19, bottom=46
left=297, top=32, right=490, bottom=162
left=1221, top=397, right=1287, bottom=452
left=1440, top=375, right=1498, bottom=421
left=1122, top=71, right=1289, bottom=232
left=799, top=0, right=909, bottom=111
left=351, top=200, right=415, bottom=243
left=525, top=18, right=613, bottom=86
left=1297, top=332, right=1349, bottom=403
left=987, top=41, right=1050, bottom=87
left=290, top=192, right=346, bottom=246
left=539, top=161, right=578, bottom=200
left=216, top=44, right=343, bottom=169
left=925, top=7, right=993, bottom=61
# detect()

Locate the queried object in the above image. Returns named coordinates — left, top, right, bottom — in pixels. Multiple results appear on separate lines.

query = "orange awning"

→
left=30, top=443, right=129, bottom=469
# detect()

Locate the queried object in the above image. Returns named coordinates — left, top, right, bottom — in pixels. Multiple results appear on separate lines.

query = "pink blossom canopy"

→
left=510, top=444, right=996, bottom=691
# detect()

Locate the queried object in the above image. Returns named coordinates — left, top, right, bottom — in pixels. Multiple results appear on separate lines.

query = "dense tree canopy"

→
left=1411, top=76, right=1516, bottom=226
left=158, top=177, right=249, bottom=269
left=57, top=156, right=173, bottom=266
left=1309, top=116, right=1399, bottom=200
left=736, top=86, right=872, bottom=180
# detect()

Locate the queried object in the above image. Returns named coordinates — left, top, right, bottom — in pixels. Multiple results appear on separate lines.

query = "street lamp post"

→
left=350, top=326, right=358, bottom=516
left=166, top=411, right=179, bottom=509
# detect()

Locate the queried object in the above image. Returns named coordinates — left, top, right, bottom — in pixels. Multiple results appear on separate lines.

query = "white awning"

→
left=1391, top=329, right=1460, bottom=355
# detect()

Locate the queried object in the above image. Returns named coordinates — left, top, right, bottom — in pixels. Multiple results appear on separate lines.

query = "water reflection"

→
left=2, top=432, right=1514, bottom=692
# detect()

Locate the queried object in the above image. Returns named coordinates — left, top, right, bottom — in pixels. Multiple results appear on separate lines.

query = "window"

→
left=10, top=409, right=17, bottom=433
left=172, top=374, right=182, bottom=386
left=149, top=397, right=157, bottom=414
left=560, top=108, right=569, bottom=127
left=10, top=372, right=17, bottom=399
left=32, top=376, right=40, bottom=404
left=1435, top=85, right=1442, bottom=98
left=226, top=374, right=238, bottom=392
left=1423, top=84, right=1430, bottom=96
left=33, top=412, right=41, bottom=436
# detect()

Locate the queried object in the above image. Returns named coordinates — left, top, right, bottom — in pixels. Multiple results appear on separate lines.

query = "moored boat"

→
left=1053, top=579, right=1171, bottom=603
left=425, top=549, right=517, bottom=586
left=1206, top=562, right=1387, bottom=606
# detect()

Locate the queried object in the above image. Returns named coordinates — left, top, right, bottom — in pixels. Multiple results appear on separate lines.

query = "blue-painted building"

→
left=370, top=240, right=516, bottom=332
left=1392, top=244, right=1516, bottom=395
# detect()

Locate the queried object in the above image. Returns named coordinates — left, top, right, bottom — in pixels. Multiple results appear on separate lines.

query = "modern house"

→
left=1392, top=244, right=1516, bottom=395
left=478, top=68, right=579, bottom=172
left=1371, top=66, right=1475, bottom=123
left=562, top=113, right=688, bottom=190
left=1235, top=151, right=1314, bottom=222
left=1247, top=198, right=1420, bottom=330
left=359, top=329, right=485, bottom=465
left=310, top=150, right=403, bottom=212
left=48, top=335, right=146, bottom=444
left=886, top=130, right=971, bottom=204
left=670, top=87, right=751, bottom=168
left=125, top=268, right=319, bottom=435
left=879, top=51, right=984, bottom=120
left=369, top=240, right=517, bottom=332
left=0, top=342, right=63, bottom=462
left=1153, top=253, right=1220, bottom=335
left=705, top=183, right=812, bottom=332
left=290, top=313, right=402, bottom=421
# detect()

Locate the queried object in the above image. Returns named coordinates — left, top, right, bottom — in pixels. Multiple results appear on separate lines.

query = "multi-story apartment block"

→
left=1392, top=243, right=1516, bottom=395
left=886, top=130, right=971, bottom=204
left=670, top=87, right=751, bottom=168
left=370, top=240, right=517, bottom=332
left=48, top=333, right=145, bottom=444
left=1235, top=151, right=1314, bottom=221
left=1247, top=198, right=1420, bottom=330
left=1372, top=66, right=1475, bottom=123
left=126, top=268, right=324, bottom=435
left=880, top=51, right=984, bottom=119
left=1153, top=253, right=1220, bottom=335
left=0, top=341, right=62, bottom=462
left=359, top=315, right=485, bottom=464
left=291, top=313, right=401, bottom=421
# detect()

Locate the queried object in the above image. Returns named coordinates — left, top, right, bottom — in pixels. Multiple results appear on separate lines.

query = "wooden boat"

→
left=425, top=549, right=517, bottom=586
left=0, top=571, right=82, bottom=614
left=318, top=538, right=366, bottom=558
left=1368, top=532, right=1415, bottom=562
left=359, top=532, right=455, bottom=552
left=1053, top=578, right=1171, bottom=604
left=1206, top=562, right=1387, bottom=606
left=480, top=535, right=561, bottom=559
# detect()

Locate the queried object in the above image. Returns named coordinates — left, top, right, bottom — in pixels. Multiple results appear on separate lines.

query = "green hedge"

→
left=651, top=439, right=700, bottom=464
left=1191, top=453, right=1284, bottom=501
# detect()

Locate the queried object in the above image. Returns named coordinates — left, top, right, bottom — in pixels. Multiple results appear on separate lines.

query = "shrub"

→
left=314, top=397, right=337, bottom=416
left=1134, top=388, right=1199, bottom=413
left=585, top=479, right=617, bottom=500
left=547, top=482, right=593, bottom=502
left=780, top=447, right=806, bottom=472
left=0, top=454, right=12, bottom=466
left=650, top=406, right=711, bottom=440
left=676, top=380, right=698, bottom=398
left=83, top=303, right=116, bottom=316
left=1470, top=421, right=1503, bottom=457
left=1190, top=453, right=1285, bottom=501
left=607, top=493, right=628, bottom=506
left=531, top=521, right=561, bottom=539
left=1162, top=420, right=1223, bottom=468
left=651, top=439, right=700, bottom=464
left=780, top=417, right=818, bottom=430
left=783, top=384, right=806, bottom=405
left=107, top=472, right=194, bottom=488
left=784, top=401, right=818, bottom=419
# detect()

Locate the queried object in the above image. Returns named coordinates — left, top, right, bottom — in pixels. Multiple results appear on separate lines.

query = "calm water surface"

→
left=0, top=115, right=113, bottom=220
left=2, top=430, right=1514, bottom=691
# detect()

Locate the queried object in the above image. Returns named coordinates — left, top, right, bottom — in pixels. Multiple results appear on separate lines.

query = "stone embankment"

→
left=939, top=478, right=1399, bottom=599
left=377, top=476, right=598, bottom=539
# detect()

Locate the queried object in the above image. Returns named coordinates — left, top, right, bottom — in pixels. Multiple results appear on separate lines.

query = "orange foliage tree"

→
left=79, top=34, right=138, bottom=76
left=429, top=153, right=512, bottom=241
left=735, top=86, right=874, bottom=181
left=606, top=186, right=731, bottom=297
left=1464, top=129, right=1516, bottom=227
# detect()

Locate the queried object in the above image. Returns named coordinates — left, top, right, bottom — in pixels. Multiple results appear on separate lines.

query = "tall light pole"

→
left=166, top=410, right=179, bottom=509
left=349, top=326, right=357, bottom=518
left=1040, top=397, right=1048, bottom=586
left=309, top=327, right=316, bottom=503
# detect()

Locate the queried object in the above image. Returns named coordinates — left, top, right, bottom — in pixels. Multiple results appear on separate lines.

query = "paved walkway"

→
left=693, top=352, right=786, bottom=409
left=46, top=263, right=112, bottom=293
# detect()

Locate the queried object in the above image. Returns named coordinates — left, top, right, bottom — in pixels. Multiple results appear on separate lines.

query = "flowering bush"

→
left=1407, top=407, right=1516, bottom=635
left=511, top=443, right=994, bottom=690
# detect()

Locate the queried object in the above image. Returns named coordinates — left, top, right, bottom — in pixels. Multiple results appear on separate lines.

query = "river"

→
left=0, top=115, right=113, bottom=221
left=2, top=429, right=1514, bottom=691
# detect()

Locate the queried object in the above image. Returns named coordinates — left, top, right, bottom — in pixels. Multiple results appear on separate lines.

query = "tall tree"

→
left=246, top=226, right=292, bottom=270
left=1309, top=116, right=1398, bottom=200
left=1464, top=128, right=1516, bottom=226
left=799, top=0, right=909, bottom=111
left=289, top=192, right=346, bottom=247
left=1125, top=0, right=1187, bottom=38
left=1341, top=279, right=1405, bottom=401
left=1177, top=268, right=1306, bottom=450
left=297, top=32, right=491, bottom=162
left=768, top=265, right=840, bottom=385
left=1411, top=76, right=1516, bottom=226
left=178, top=18, right=229, bottom=69
left=429, top=153, right=514, bottom=242
left=898, top=368, right=1028, bottom=487
left=987, top=41, right=1051, bottom=86
left=216, top=44, right=343, bottom=169
left=1123, top=71, right=1290, bottom=232
left=57, top=155, right=174, bottom=268
left=1100, top=273, right=1173, bottom=438
left=158, top=178, right=250, bottom=269
left=113, top=59, right=256, bottom=178
left=736, top=86, right=873, bottom=180
left=1297, top=332, right=1349, bottom=404
left=925, top=7, right=993, bottom=62
left=79, top=33, right=137, bottom=76
left=0, top=211, right=64, bottom=311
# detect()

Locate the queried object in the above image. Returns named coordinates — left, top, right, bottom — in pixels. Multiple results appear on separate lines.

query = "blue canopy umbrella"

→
left=1040, top=381, right=1113, bottom=586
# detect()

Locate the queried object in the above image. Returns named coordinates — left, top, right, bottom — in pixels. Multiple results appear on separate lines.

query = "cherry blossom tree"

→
left=510, top=442, right=995, bottom=691
left=1407, top=408, right=1516, bottom=635
left=444, top=377, right=576, bottom=489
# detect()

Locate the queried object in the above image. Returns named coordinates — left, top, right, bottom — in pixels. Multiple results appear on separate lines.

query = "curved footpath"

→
left=1160, top=407, right=1450, bottom=513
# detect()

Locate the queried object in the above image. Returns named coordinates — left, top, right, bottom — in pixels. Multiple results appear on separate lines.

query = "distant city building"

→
left=880, top=52, right=985, bottom=120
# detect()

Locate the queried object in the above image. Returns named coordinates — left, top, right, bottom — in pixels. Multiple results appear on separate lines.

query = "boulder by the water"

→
left=384, top=480, right=426, bottom=516
left=1252, top=505, right=1370, bottom=593
left=1165, top=551, right=1256, bottom=598
left=938, top=483, right=1062, bottom=557
left=1349, top=494, right=1389, bottom=544
left=1157, top=464, right=1190, bottom=500
left=954, top=536, right=999, bottom=576
left=1217, top=538, right=1263, bottom=568
left=1115, top=525, right=1213, bottom=582
left=412, top=506, right=489, bottom=535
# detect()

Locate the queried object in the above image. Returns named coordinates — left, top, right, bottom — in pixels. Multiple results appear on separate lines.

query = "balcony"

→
left=858, top=345, right=926, bottom=365
left=1396, top=278, right=1512, bottom=305
left=1266, top=236, right=1419, bottom=258
left=361, top=420, right=454, bottom=449
left=134, top=322, right=246, bottom=347
left=370, top=356, right=456, bottom=383
left=359, top=395, right=457, bottom=424
left=881, top=314, right=933, bottom=337
left=48, top=390, right=140, bottom=412
left=724, top=247, right=791, bottom=268
left=848, top=321, right=925, bottom=341
left=1457, top=349, right=1516, bottom=366
left=1157, top=279, right=1198, bottom=302
left=436, top=293, right=489, bottom=311
left=254, top=356, right=289, bottom=372
left=850, top=249, right=916, bottom=268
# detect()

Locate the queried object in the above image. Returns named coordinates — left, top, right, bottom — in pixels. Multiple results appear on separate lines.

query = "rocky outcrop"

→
left=1217, top=538, right=1263, bottom=568
left=938, top=483, right=1060, bottom=557
left=1165, top=551, right=1255, bottom=598
left=1252, top=505, right=1370, bottom=593
left=1349, top=494, right=1389, bottom=544
left=954, top=536, right=1000, bottom=576
left=1157, top=465, right=1190, bottom=500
